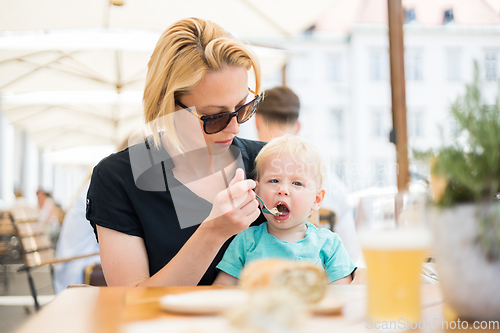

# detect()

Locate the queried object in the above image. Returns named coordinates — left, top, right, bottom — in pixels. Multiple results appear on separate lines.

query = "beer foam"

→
left=358, top=229, right=431, bottom=249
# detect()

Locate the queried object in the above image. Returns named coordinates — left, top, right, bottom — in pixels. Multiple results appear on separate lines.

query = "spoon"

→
left=255, top=193, right=281, bottom=216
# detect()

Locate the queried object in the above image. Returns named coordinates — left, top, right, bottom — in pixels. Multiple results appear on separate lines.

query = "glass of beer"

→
left=357, top=193, right=430, bottom=324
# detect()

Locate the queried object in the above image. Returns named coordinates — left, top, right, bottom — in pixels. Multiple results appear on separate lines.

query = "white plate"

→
left=160, top=289, right=249, bottom=315
left=159, top=289, right=343, bottom=315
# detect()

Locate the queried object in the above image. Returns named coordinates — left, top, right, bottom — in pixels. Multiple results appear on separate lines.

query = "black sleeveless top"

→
left=86, top=136, right=266, bottom=285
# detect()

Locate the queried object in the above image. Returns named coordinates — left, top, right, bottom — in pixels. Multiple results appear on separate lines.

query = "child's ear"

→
left=254, top=180, right=260, bottom=194
left=311, top=188, right=325, bottom=211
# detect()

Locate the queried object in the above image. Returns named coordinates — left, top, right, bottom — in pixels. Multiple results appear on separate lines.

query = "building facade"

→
left=245, top=0, right=500, bottom=194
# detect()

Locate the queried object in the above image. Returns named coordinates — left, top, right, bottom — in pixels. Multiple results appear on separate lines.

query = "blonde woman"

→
left=86, top=18, right=265, bottom=286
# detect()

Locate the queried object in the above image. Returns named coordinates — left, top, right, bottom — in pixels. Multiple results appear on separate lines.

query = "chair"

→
left=83, top=263, right=107, bottom=286
left=307, top=208, right=337, bottom=231
left=318, top=208, right=337, bottom=231
left=0, top=210, right=20, bottom=294
left=8, top=206, right=99, bottom=310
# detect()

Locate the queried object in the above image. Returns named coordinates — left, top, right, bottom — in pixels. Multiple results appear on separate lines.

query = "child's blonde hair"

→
left=255, top=135, right=327, bottom=188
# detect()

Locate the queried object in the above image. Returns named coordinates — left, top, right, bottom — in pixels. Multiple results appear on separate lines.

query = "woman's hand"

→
left=202, top=168, right=260, bottom=241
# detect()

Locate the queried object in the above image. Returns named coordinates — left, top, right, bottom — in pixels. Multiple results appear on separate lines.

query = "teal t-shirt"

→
left=216, top=222, right=356, bottom=283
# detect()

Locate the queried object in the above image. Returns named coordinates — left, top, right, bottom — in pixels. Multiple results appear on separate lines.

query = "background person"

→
left=53, top=178, right=100, bottom=293
left=86, top=18, right=266, bottom=287
left=36, top=188, right=61, bottom=248
left=254, top=86, right=362, bottom=264
left=12, top=188, right=28, bottom=207
left=53, top=137, right=138, bottom=292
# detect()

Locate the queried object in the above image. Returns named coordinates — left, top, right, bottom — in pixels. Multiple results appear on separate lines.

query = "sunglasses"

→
left=175, top=89, right=262, bottom=135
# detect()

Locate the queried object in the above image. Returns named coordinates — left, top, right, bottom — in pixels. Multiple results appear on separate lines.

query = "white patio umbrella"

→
left=0, top=31, right=286, bottom=95
left=0, top=31, right=286, bottom=148
left=0, top=0, right=334, bottom=37
left=0, top=31, right=157, bottom=94
left=1, top=90, right=143, bottom=148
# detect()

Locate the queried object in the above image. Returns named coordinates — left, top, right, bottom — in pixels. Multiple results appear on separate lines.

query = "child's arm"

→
left=213, top=271, right=239, bottom=286
left=323, top=231, right=356, bottom=285
left=330, top=274, right=352, bottom=285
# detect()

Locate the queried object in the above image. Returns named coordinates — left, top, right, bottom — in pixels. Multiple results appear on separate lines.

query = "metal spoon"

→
left=255, top=193, right=281, bottom=216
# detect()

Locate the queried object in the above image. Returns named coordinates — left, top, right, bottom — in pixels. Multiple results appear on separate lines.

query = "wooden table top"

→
left=13, top=284, right=497, bottom=333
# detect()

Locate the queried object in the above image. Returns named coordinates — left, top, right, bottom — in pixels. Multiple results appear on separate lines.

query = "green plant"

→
left=421, top=63, right=500, bottom=205
left=416, top=62, right=500, bottom=261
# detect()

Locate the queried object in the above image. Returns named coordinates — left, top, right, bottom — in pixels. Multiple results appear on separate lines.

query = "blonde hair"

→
left=143, top=18, right=261, bottom=150
left=255, top=135, right=327, bottom=188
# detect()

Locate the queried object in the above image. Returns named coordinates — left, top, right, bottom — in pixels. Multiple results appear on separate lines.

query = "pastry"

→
left=239, top=258, right=328, bottom=303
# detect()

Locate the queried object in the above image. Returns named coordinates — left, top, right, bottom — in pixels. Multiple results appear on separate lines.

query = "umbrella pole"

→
left=387, top=0, right=410, bottom=192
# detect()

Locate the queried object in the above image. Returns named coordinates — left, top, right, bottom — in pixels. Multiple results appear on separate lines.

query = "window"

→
left=404, top=8, right=416, bottom=24
left=287, top=53, right=310, bottom=83
left=329, top=158, right=346, bottom=180
left=443, top=8, right=454, bottom=24
left=408, top=110, right=424, bottom=138
left=372, top=111, right=384, bottom=138
left=485, top=51, right=498, bottom=81
left=405, top=50, right=423, bottom=81
left=329, top=109, right=344, bottom=140
left=373, top=161, right=388, bottom=187
left=370, top=49, right=388, bottom=81
left=446, top=49, right=461, bottom=81
left=328, top=54, right=342, bottom=82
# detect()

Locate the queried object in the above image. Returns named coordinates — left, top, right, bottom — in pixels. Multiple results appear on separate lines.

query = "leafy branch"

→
left=414, top=62, right=500, bottom=261
left=423, top=63, right=500, bottom=206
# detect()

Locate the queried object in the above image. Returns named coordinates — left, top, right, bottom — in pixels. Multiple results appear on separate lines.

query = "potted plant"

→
left=419, top=64, right=500, bottom=321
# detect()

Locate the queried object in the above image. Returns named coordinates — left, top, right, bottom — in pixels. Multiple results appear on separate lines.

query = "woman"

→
left=86, top=18, right=266, bottom=286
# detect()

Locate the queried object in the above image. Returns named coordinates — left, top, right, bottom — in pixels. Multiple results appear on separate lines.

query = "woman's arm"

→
left=98, top=168, right=260, bottom=287
left=212, top=271, right=238, bottom=286
left=97, top=222, right=233, bottom=286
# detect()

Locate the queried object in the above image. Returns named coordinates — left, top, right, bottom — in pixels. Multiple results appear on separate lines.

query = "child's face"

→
left=256, top=154, right=325, bottom=230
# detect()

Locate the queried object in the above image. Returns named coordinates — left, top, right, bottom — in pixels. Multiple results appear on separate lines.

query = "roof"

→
left=315, top=0, right=500, bottom=32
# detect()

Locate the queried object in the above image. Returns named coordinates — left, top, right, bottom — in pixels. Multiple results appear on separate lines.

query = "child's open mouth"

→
left=274, top=202, right=290, bottom=222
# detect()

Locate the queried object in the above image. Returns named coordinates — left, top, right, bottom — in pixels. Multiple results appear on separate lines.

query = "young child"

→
left=213, top=135, right=356, bottom=286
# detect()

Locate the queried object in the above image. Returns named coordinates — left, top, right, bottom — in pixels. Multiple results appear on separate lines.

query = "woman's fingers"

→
left=224, top=169, right=256, bottom=209
left=228, top=169, right=256, bottom=197
left=239, top=195, right=260, bottom=218
left=215, top=181, right=254, bottom=212
left=204, top=168, right=260, bottom=238
left=228, top=168, right=245, bottom=187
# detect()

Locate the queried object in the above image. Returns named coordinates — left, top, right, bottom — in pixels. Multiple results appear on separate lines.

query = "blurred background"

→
left=1, top=0, right=499, bottom=210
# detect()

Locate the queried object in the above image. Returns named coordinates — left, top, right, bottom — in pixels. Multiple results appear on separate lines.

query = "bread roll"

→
left=240, top=258, right=328, bottom=303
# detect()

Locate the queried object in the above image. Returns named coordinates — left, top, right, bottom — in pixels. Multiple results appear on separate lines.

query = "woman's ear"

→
left=311, top=188, right=325, bottom=211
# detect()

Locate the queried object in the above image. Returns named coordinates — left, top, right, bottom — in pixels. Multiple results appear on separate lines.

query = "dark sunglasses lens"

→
left=237, top=99, right=259, bottom=124
left=204, top=114, right=231, bottom=134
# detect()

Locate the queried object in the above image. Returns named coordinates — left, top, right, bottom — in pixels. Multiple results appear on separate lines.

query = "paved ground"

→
left=0, top=265, right=55, bottom=333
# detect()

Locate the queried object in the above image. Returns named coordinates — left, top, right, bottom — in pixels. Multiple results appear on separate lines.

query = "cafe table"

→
left=13, top=284, right=496, bottom=333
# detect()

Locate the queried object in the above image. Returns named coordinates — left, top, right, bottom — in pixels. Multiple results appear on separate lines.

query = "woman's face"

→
left=176, top=66, right=250, bottom=155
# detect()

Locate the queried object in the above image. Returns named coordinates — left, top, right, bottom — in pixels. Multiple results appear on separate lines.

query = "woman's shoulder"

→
left=93, top=147, right=132, bottom=175
left=233, top=137, right=266, bottom=159
left=232, top=137, right=266, bottom=179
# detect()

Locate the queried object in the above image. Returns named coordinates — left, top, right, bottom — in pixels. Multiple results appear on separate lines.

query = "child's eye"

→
left=268, top=179, right=279, bottom=184
left=292, top=181, right=303, bottom=186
